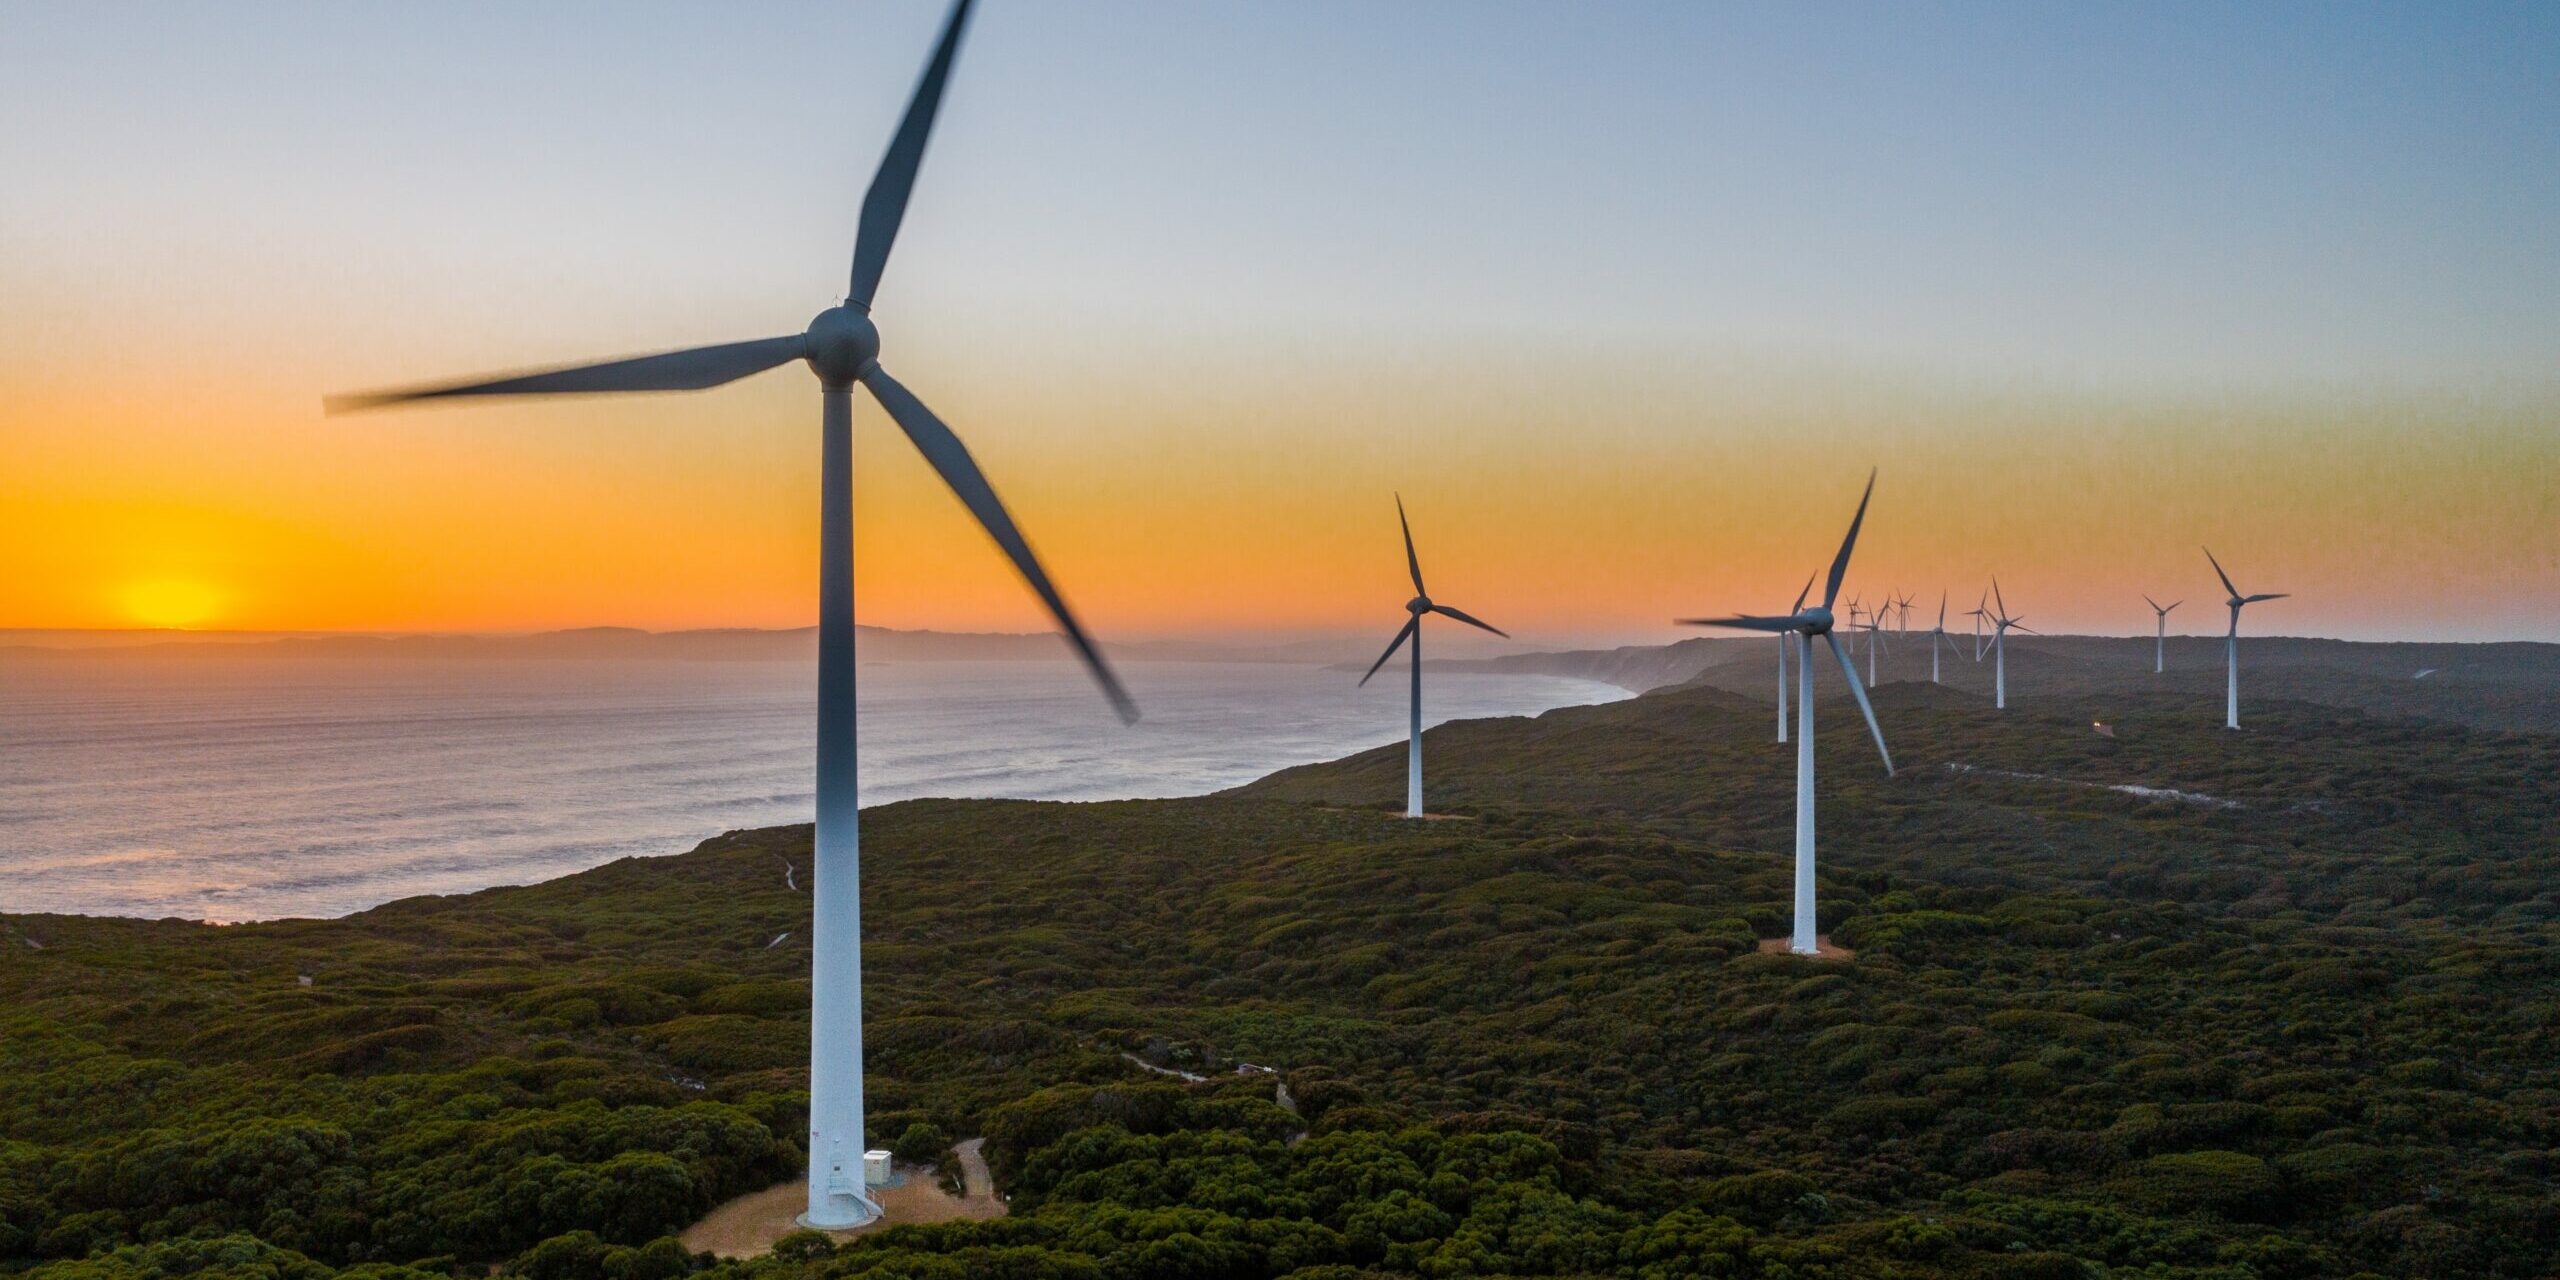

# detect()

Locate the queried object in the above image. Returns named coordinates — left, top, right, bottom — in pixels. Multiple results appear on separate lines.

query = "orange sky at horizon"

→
left=5, top=306, right=2553, bottom=647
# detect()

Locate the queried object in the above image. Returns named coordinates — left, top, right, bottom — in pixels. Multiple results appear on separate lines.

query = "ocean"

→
left=0, top=655, right=1622, bottom=921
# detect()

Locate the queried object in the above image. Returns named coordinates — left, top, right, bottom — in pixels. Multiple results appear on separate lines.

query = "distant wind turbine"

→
left=1988, top=580, right=2032, bottom=710
left=2205, top=548, right=2287, bottom=730
left=1859, top=607, right=1887, bottom=686
left=1361, top=497, right=1508, bottom=817
left=1772, top=576, right=1813, bottom=743
left=325, top=0, right=1132, bottom=1230
left=1965, top=591, right=1991, bottom=662
left=2143, top=594, right=2181, bottom=673
left=1925, top=592, right=1950, bottom=683
left=1680, top=472, right=1894, bottom=956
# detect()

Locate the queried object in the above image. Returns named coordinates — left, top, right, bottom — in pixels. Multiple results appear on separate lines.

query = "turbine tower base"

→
left=796, top=1188, right=882, bottom=1231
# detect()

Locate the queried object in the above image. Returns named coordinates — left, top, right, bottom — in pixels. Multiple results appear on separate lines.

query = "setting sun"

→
left=119, top=578, right=224, bottom=629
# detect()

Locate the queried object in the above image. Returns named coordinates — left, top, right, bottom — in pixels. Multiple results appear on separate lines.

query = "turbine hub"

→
left=1799, top=606, right=1833, bottom=634
left=804, top=306, right=881, bottom=388
left=1407, top=595, right=1432, bottom=615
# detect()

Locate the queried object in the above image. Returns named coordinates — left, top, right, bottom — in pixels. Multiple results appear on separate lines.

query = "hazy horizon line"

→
left=5, top=624, right=2552, bottom=651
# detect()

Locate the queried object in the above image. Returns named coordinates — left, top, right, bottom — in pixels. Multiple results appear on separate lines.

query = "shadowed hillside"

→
left=1441, top=635, right=2560, bottom=735
left=5, top=679, right=2556, bottom=1278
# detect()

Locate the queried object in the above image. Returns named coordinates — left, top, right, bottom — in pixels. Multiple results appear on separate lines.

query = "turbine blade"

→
left=861, top=362, right=1136, bottom=723
left=1992, top=577, right=2007, bottom=619
left=1937, top=591, right=1947, bottom=628
left=1360, top=618, right=1419, bottom=686
left=1824, top=630, right=1895, bottom=775
left=1793, top=574, right=1815, bottom=613
left=1396, top=494, right=1425, bottom=594
left=2143, top=593, right=2160, bottom=612
left=2010, top=622, right=2036, bottom=633
left=1821, top=469, right=1876, bottom=609
left=2167, top=600, right=2181, bottom=613
left=325, top=335, right=807, bottom=412
left=2245, top=593, right=2289, bottom=603
left=1430, top=603, right=1508, bottom=638
left=1677, top=615, right=1800, bottom=633
left=2204, top=546, right=2240, bottom=599
left=849, top=0, right=976, bottom=310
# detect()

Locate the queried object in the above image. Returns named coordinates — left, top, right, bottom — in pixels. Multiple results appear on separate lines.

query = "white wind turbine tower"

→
left=327, top=0, right=1135, bottom=1229
left=1860, top=608, right=1887, bottom=686
left=2143, top=594, right=2181, bottom=673
left=1925, top=592, right=1951, bottom=683
left=1770, top=576, right=1812, bottom=743
left=1988, top=580, right=2033, bottom=710
left=1361, top=497, right=1508, bottom=817
left=2205, top=548, right=2288, bottom=730
left=1680, top=472, right=1894, bottom=956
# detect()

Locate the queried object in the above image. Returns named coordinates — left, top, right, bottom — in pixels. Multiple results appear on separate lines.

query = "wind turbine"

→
left=2143, top=594, right=2181, bottom=674
left=1965, top=591, right=1991, bottom=662
left=1859, top=607, right=1887, bottom=686
left=1679, top=472, right=1893, bottom=956
left=1988, top=580, right=2032, bottom=710
left=2204, top=549, right=2287, bottom=730
left=1925, top=591, right=1950, bottom=683
left=1360, top=497, right=1507, bottom=817
left=326, top=0, right=1135, bottom=1230
left=1770, top=576, right=1812, bottom=743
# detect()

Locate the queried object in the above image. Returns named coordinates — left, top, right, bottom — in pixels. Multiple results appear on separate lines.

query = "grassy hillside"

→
left=5, top=680, right=2555, bottom=1279
left=1450, top=634, right=2560, bottom=735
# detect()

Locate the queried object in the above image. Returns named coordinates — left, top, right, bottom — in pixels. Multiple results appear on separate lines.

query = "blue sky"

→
left=7, top=1, right=2553, bottom=386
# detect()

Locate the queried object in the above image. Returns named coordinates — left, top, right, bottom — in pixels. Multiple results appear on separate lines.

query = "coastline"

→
left=0, top=660, right=1626, bottom=925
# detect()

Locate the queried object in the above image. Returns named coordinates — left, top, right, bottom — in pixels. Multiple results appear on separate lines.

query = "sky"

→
left=2, top=1, right=2554, bottom=646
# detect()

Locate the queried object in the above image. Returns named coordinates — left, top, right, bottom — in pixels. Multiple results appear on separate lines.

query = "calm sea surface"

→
left=0, top=656, right=1621, bottom=921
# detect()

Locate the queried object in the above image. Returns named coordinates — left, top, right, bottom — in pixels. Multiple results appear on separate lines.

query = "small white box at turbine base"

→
left=863, top=1149, right=893, bottom=1187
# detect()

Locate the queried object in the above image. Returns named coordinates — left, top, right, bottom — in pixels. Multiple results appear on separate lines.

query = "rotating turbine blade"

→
left=2204, top=547, right=2240, bottom=599
left=1823, top=631, right=1895, bottom=775
left=849, top=0, right=976, bottom=310
left=1992, top=577, right=2007, bottom=620
left=2143, top=593, right=2161, bottom=613
left=1395, top=494, right=1425, bottom=594
left=1360, top=618, right=1419, bottom=686
left=1936, top=592, right=1947, bottom=628
left=1793, top=575, right=1815, bottom=613
left=325, top=335, right=808, bottom=413
left=2009, top=621, right=2036, bottom=633
left=2245, top=593, right=2289, bottom=603
left=1822, top=469, right=1876, bottom=610
left=1678, top=615, right=1800, bottom=633
left=1430, top=604, right=1508, bottom=638
left=862, top=363, right=1136, bottom=723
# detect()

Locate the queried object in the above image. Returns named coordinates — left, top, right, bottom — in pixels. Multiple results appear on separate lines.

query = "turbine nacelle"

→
left=1798, top=605, right=1835, bottom=634
left=1407, top=595, right=1433, bottom=615
left=804, top=306, right=882, bottom=388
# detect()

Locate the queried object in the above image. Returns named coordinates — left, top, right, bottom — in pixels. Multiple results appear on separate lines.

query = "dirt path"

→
left=1122, top=1052, right=1208, bottom=1083
left=678, top=1140, right=1002, bottom=1259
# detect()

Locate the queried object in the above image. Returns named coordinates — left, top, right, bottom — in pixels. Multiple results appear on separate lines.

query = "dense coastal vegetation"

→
left=6, top=670, right=2555, bottom=1278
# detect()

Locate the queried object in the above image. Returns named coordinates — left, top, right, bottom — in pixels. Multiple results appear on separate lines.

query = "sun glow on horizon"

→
left=119, top=579, right=226, bottom=630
